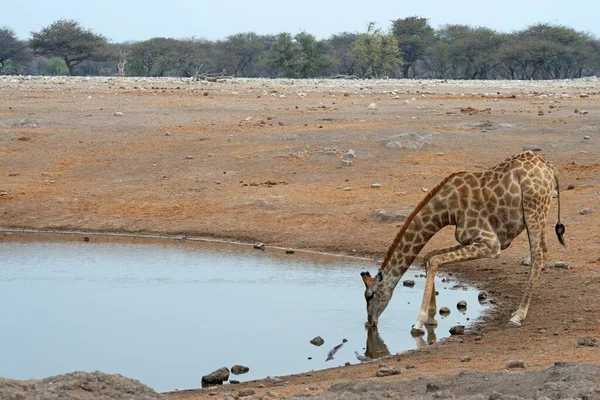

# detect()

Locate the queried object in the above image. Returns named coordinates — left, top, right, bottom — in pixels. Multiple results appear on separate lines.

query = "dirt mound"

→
left=0, top=371, right=166, bottom=400
left=302, top=362, right=600, bottom=399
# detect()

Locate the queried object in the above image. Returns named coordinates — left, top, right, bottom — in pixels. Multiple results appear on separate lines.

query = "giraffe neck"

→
left=380, top=210, right=442, bottom=287
left=377, top=171, right=461, bottom=289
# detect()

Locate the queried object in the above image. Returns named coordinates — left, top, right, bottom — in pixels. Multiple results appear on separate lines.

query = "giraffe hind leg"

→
left=509, top=198, right=551, bottom=327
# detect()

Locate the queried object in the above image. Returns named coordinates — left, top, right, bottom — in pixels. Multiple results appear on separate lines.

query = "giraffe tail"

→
left=553, top=169, right=565, bottom=246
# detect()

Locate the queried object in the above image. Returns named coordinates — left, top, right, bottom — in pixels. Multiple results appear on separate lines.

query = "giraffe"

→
left=361, top=151, right=565, bottom=333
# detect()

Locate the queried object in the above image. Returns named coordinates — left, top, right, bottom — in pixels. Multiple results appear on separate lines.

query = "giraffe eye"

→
left=366, top=292, right=375, bottom=301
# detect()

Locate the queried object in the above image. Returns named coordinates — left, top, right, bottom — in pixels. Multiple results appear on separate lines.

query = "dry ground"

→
left=1, top=76, right=599, bottom=399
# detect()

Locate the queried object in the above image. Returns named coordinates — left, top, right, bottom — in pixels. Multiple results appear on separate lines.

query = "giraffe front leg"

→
left=413, top=238, right=500, bottom=334
left=425, top=279, right=438, bottom=326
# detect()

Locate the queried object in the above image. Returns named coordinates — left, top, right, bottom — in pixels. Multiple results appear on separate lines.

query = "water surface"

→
left=0, top=233, right=487, bottom=392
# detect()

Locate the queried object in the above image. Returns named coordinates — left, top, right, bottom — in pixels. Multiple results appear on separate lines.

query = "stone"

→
left=310, top=336, right=325, bottom=346
left=267, top=376, right=283, bottom=384
left=253, top=243, right=265, bottom=251
left=478, top=291, right=488, bottom=301
left=185, top=155, right=194, bottom=159
left=457, top=300, right=467, bottom=309
left=231, top=365, right=249, bottom=375
left=371, top=183, right=382, bottom=189
left=368, top=103, right=377, bottom=109
left=506, top=360, right=525, bottom=369
left=449, top=325, right=465, bottom=335
left=580, top=208, right=592, bottom=215
left=238, top=389, right=256, bottom=397
left=402, top=280, right=415, bottom=287
left=523, top=145, right=541, bottom=152
left=577, top=337, right=597, bottom=347
left=201, top=367, right=230, bottom=387
left=370, top=209, right=407, bottom=224
left=460, top=356, right=471, bottom=362
left=285, top=249, right=295, bottom=254
left=584, top=135, right=591, bottom=139
left=521, top=257, right=532, bottom=266
left=114, top=111, right=123, bottom=116
left=554, top=261, right=570, bottom=269
left=376, top=367, right=400, bottom=377
left=579, top=110, right=589, bottom=114
left=342, top=149, right=356, bottom=159
left=341, top=159, right=353, bottom=166
left=229, top=380, right=240, bottom=384
left=439, top=306, right=451, bottom=316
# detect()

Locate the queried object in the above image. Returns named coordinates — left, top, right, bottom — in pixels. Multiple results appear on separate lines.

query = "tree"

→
left=327, top=32, right=360, bottom=75
left=264, top=32, right=300, bottom=77
left=294, top=31, right=330, bottom=78
left=30, top=19, right=111, bottom=76
left=220, top=32, right=266, bottom=77
left=349, top=22, right=401, bottom=78
left=0, top=27, right=28, bottom=72
left=391, top=17, right=434, bottom=78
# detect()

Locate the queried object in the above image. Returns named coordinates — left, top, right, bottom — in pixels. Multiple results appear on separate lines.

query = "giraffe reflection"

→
left=363, top=326, right=438, bottom=361
left=409, top=324, right=437, bottom=349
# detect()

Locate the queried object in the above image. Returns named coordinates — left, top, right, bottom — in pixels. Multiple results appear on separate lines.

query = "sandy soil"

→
left=1, top=76, right=599, bottom=399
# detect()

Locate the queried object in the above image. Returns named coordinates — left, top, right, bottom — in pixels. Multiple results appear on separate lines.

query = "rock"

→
left=370, top=209, right=407, bottom=223
left=555, top=261, right=570, bottom=269
left=238, top=389, right=256, bottom=397
left=114, top=111, right=123, bottom=116
left=341, top=159, right=353, bottom=166
left=253, top=242, right=265, bottom=251
left=267, top=376, right=283, bottom=384
left=421, top=187, right=429, bottom=192
left=342, top=186, right=352, bottom=191
left=478, top=291, right=488, bottom=301
left=584, top=135, right=591, bottom=139
left=577, top=337, right=597, bottom=347
left=580, top=208, right=592, bottom=215
left=579, top=110, right=589, bottom=114
left=201, top=367, right=230, bottom=387
left=402, top=280, right=415, bottom=287
left=460, top=356, right=471, bottom=362
left=376, top=367, right=400, bottom=377
left=439, top=306, right=451, bottom=316
left=457, top=300, right=467, bottom=309
left=371, top=183, right=382, bottom=189
left=506, top=360, right=525, bottom=369
left=310, top=336, right=325, bottom=346
left=342, top=149, right=356, bottom=159
left=521, top=257, right=532, bottom=266
left=185, top=155, right=194, bottom=159
left=0, top=371, right=165, bottom=400
left=449, top=325, right=465, bottom=335
left=229, top=380, right=240, bottom=384
left=368, top=103, right=377, bottom=109
left=231, top=365, right=249, bottom=375
left=523, top=145, right=541, bottom=152
left=285, top=249, right=295, bottom=254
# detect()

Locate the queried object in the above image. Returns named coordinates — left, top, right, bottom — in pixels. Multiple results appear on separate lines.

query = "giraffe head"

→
left=360, top=270, right=393, bottom=327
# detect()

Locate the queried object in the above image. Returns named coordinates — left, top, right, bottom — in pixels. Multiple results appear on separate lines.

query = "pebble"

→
left=460, top=356, right=471, bottom=362
left=341, top=159, right=353, bottom=166
left=376, top=367, right=400, bottom=377
left=371, top=183, right=382, bottom=189
left=267, top=376, right=283, bottom=384
left=403, top=280, right=415, bottom=287
left=506, top=360, right=525, bottom=369
left=478, top=291, right=488, bottom=300
left=439, top=306, right=451, bottom=315
left=421, top=187, right=429, bottom=192
left=285, top=249, right=295, bottom=254
left=449, top=325, right=465, bottom=335
left=310, top=336, right=324, bottom=346
left=523, top=145, right=542, bottom=152
left=577, top=337, right=597, bottom=347
left=584, top=135, right=590, bottom=139
left=238, top=389, right=256, bottom=397
left=457, top=300, right=467, bottom=308
left=580, top=208, right=592, bottom=215
left=231, top=365, right=249, bottom=375
left=253, top=243, right=265, bottom=251
left=343, top=186, right=352, bottom=191
left=114, top=111, right=123, bottom=116
left=185, top=155, right=194, bottom=159
left=554, top=261, right=570, bottom=269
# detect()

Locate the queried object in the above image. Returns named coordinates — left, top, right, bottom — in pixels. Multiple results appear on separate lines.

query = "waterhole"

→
left=0, top=232, right=488, bottom=392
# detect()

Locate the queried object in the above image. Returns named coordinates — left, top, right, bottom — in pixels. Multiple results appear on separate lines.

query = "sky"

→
left=3, top=0, right=600, bottom=43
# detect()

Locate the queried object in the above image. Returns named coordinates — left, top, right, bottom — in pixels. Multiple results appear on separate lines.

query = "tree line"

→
left=1, top=17, right=599, bottom=79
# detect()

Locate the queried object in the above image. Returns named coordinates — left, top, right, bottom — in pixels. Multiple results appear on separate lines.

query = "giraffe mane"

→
left=379, top=171, right=465, bottom=271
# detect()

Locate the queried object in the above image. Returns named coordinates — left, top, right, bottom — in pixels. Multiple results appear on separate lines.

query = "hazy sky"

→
left=4, top=0, right=600, bottom=42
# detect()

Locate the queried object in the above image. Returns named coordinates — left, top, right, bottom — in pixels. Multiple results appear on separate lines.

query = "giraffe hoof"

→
left=410, top=326, right=425, bottom=336
left=424, top=318, right=438, bottom=327
left=508, top=320, right=522, bottom=328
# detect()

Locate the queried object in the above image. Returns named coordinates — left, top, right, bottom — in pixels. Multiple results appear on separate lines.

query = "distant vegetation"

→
left=1, top=17, right=599, bottom=79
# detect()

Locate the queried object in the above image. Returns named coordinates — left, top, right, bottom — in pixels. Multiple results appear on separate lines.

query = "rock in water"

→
left=449, top=325, right=465, bottom=335
left=231, top=365, right=249, bottom=375
left=201, top=367, right=230, bottom=387
left=310, top=336, right=325, bottom=346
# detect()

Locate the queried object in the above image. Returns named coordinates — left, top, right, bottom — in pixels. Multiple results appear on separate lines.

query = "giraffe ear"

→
left=376, top=271, right=383, bottom=282
left=360, top=271, right=375, bottom=288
